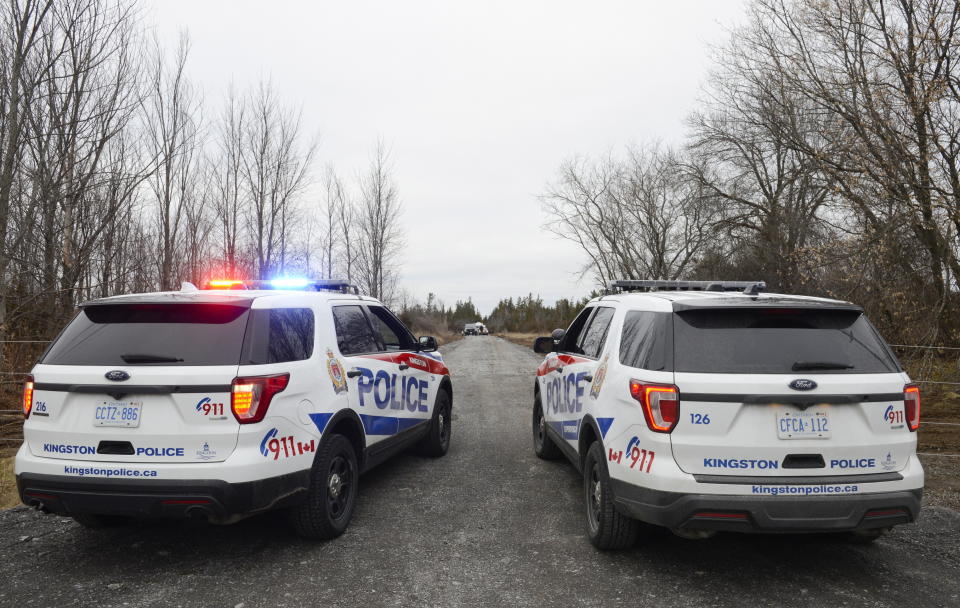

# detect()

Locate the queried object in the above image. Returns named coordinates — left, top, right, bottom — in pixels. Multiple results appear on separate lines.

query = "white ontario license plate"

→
left=776, top=409, right=830, bottom=439
left=93, top=401, right=142, bottom=428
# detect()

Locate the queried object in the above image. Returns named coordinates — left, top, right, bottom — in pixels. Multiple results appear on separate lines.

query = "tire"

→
left=288, top=433, right=359, bottom=540
left=532, top=392, right=561, bottom=460
left=72, top=514, right=130, bottom=529
left=418, top=389, right=452, bottom=457
left=584, top=441, right=639, bottom=549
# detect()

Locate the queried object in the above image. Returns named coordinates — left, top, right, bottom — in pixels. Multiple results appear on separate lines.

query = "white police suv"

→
left=16, top=278, right=452, bottom=539
left=531, top=280, right=922, bottom=549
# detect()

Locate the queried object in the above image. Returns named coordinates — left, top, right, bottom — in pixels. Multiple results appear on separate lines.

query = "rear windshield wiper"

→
left=791, top=361, right=854, bottom=371
left=121, top=353, right=184, bottom=364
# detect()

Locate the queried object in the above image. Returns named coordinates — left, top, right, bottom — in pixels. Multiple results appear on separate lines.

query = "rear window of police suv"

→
left=42, top=304, right=314, bottom=366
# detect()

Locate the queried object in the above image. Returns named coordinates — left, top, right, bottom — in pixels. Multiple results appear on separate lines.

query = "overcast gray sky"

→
left=147, top=0, right=747, bottom=315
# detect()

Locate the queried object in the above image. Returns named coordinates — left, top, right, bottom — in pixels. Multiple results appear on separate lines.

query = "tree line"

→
left=0, top=0, right=405, bottom=371
left=543, top=0, right=960, bottom=346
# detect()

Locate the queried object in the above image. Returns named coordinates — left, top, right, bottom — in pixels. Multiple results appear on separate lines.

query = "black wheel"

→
left=289, top=433, right=358, bottom=540
left=72, top=514, right=130, bottom=529
left=533, top=392, right=561, bottom=460
left=418, top=389, right=451, bottom=457
left=584, top=441, right=639, bottom=549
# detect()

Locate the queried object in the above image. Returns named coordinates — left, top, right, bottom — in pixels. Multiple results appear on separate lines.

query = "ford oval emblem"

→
left=105, top=370, right=130, bottom=382
left=789, top=378, right=817, bottom=391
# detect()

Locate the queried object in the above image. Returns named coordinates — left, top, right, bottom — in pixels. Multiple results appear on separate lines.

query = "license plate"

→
left=776, top=409, right=830, bottom=439
left=93, top=401, right=142, bottom=428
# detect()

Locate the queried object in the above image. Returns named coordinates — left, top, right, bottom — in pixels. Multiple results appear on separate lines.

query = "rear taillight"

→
left=904, top=384, right=920, bottom=432
left=629, top=380, right=679, bottom=433
left=231, top=373, right=289, bottom=424
left=22, top=376, right=34, bottom=419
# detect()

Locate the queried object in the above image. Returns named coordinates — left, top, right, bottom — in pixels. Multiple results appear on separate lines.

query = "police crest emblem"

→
left=327, top=349, right=348, bottom=394
left=590, top=354, right=609, bottom=399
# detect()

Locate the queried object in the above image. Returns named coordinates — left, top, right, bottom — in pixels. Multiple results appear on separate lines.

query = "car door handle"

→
left=398, top=363, right=410, bottom=371
left=583, top=374, right=593, bottom=382
left=346, top=369, right=362, bottom=378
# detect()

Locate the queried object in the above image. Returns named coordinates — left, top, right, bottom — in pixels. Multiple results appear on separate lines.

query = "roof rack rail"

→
left=201, top=278, right=360, bottom=294
left=606, top=280, right=767, bottom=295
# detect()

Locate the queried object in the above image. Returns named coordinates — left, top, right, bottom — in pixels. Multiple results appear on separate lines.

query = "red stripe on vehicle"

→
left=536, top=354, right=589, bottom=376
left=357, top=352, right=449, bottom=376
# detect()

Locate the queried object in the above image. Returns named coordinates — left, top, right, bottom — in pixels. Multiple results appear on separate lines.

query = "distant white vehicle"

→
left=531, top=279, right=922, bottom=549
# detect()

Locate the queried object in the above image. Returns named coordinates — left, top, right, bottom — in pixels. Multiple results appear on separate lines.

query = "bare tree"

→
left=211, top=84, right=245, bottom=278
left=336, top=185, right=359, bottom=284
left=356, top=140, right=403, bottom=301
left=143, top=32, right=202, bottom=290
left=240, top=80, right=316, bottom=279
left=542, top=145, right=714, bottom=285
left=318, top=165, right=344, bottom=279
left=743, top=0, right=960, bottom=336
left=686, top=26, right=834, bottom=292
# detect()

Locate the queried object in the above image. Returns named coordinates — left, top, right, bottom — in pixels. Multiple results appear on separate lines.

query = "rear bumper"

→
left=17, top=470, right=310, bottom=524
left=611, top=479, right=922, bottom=533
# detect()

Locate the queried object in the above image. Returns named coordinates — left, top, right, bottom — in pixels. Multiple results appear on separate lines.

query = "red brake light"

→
left=629, top=380, right=679, bottom=433
left=904, top=384, right=920, bottom=432
left=22, top=376, right=34, bottom=419
left=231, top=374, right=289, bottom=424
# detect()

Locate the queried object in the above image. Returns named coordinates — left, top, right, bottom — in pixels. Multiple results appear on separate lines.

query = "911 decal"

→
left=883, top=404, right=905, bottom=429
left=609, top=436, right=655, bottom=473
left=627, top=441, right=654, bottom=473
left=259, top=428, right=317, bottom=460
left=196, top=397, right=225, bottom=417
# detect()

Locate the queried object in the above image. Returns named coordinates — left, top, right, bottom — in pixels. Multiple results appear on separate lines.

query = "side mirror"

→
left=533, top=336, right=555, bottom=354
left=418, top=336, right=438, bottom=352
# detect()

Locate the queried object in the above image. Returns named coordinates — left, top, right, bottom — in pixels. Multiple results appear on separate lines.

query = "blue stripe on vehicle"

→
left=357, top=414, right=427, bottom=436
left=597, top=417, right=615, bottom=438
left=359, top=414, right=398, bottom=435
left=397, top=417, right=427, bottom=432
left=562, top=419, right=580, bottom=440
left=310, top=412, right=427, bottom=437
left=548, top=419, right=583, bottom=440
left=308, top=413, right=334, bottom=433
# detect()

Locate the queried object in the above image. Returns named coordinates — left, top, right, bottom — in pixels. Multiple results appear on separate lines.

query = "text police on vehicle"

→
left=15, top=278, right=453, bottom=539
left=530, top=279, right=922, bottom=549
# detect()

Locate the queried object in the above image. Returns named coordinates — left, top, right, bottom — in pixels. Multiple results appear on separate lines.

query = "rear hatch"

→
left=669, top=304, right=914, bottom=477
left=26, top=300, right=251, bottom=464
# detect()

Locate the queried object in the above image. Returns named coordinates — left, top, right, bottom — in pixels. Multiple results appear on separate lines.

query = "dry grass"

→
left=0, top=455, right=19, bottom=510
left=497, top=332, right=543, bottom=350
left=433, top=332, right=463, bottom=347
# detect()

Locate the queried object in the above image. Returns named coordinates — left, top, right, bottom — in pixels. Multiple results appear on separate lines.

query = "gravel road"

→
left=1, top=336, right=958, bottom=608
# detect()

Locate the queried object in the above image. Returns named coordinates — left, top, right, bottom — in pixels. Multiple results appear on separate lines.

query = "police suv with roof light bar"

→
left=531, top=280, right=922, bottom=548
left=16, top=278, right=453, bottom=539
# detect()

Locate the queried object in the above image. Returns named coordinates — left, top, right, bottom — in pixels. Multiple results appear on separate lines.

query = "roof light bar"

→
left=202, top=278, right=359, bottom=294
left=607, top=280, right=767, bottom=294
